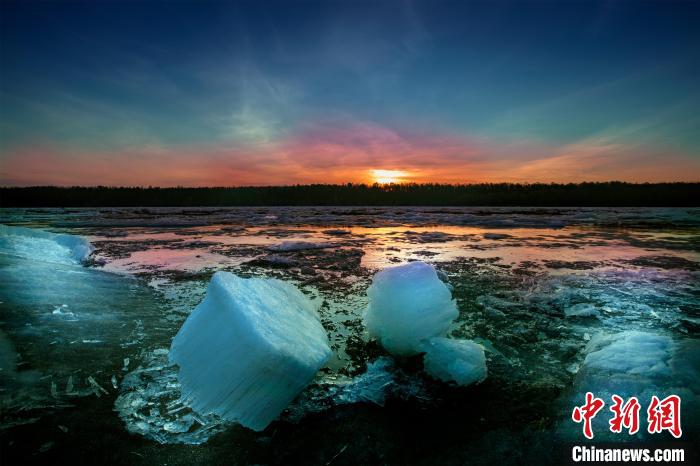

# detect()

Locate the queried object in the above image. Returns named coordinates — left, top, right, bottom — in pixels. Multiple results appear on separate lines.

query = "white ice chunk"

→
left=169, top=271, right=331, bottom=431
left=364, top=261, right=458, bottom=355
left=0, top=224, right=93, bottom=264
left=421, top=337, right=487, bottom=386
left=583, top=331, right=672, bottom=376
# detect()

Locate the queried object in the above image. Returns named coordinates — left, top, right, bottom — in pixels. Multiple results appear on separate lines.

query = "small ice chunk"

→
left=334, top=357, right=395, bottom=406
left=66, top=376, right=75, bottom=395
left=87, top=376, right=109, bottom=396
left=268, top=241, right=335, bottom=252
left=421, top=338, right=487, bottom=386
left=364, top=262, right=458, bottom=355
left=565, top=303, right=599, bottom=317
left=169, top=271, right=331, bottom=431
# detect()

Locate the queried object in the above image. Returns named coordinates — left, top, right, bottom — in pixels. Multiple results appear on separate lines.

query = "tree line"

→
left=0, top=182, right=698, bottom=207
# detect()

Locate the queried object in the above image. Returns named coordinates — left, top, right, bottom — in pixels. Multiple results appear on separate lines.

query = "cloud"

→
left=1, top=118, right=698, bottom=186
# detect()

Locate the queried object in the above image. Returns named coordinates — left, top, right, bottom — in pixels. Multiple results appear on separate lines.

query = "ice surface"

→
left=582, top=331, right=672, bottom=377
left=421, top=337, right=487, bottom=386
left=169, top=271, right=332, bottom=431
left=116, top=349, right=226, bottom=444
left=558, top=331, right=700, bottom=441
left=564, top=303, right=599, bottom=318
left=0, top=224, right=93, bottom=264
left=364, top=261, right=458, bottom=355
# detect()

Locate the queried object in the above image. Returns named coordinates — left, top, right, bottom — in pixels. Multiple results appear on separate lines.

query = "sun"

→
left=371, top=169, right=408, bottom=184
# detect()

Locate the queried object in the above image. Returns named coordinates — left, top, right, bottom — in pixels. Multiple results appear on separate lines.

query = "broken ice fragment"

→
left=169, top=271, right=331, bottom=431
left=421, top=338, right=487, bottom=386
left=87, top=376, right=108, bottom=397
left=66, top=376, right=75, bottom=395
left=364, top=262, right=458, bottom=356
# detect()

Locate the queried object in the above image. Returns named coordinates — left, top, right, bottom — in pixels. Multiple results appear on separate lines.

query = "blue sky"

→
left=1, top=0, right=698, bottom=185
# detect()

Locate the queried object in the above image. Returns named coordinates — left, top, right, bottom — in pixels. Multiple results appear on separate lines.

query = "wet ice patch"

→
left=50, top=304, right=78, bottom=321
left=169, top=272, right=331, bottom=431
left=565, top=303, right=599, bottom=318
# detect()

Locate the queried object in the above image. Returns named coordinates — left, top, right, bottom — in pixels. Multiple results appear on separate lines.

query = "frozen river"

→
left=1, top=207, right=698, bottom=465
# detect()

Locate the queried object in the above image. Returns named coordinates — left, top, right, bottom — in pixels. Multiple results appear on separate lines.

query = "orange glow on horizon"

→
left=370, top=169, right=409, bottom=184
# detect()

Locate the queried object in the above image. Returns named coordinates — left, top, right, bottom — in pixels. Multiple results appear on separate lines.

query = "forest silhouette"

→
left=1, top=182, right=698, bottom=207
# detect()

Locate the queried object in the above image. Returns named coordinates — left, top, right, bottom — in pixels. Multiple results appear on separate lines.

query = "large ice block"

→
left=421, top=337, right=487, bottom=386
left=0, top=224, right=93, bottom=264
left=169, top=271, right=331, bottom=431
left=364, top=261, right=458, bottom=356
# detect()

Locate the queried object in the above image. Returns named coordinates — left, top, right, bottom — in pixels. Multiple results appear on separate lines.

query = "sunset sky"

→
left=1, top=0, right=699, bottom=186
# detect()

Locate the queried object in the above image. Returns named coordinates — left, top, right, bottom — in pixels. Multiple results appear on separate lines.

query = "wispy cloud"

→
left=2, top=118, right=697, bottom=186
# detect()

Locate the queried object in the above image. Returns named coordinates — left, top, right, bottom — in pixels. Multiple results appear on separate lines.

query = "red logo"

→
left=647, top=395, right=682, bottom=438
left=572, top=392, right=605, bottom=439
left=609, top=395, right=641, bottom=435
left=572, top=393, right=682, bottom=439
